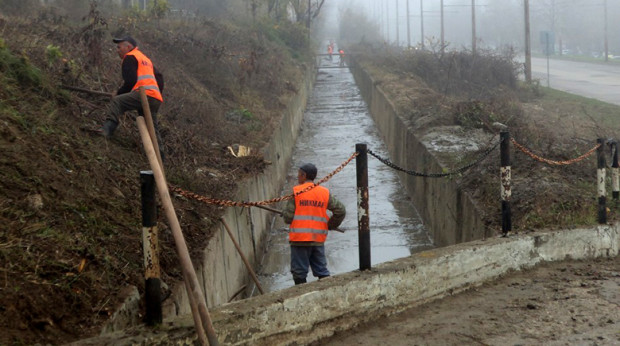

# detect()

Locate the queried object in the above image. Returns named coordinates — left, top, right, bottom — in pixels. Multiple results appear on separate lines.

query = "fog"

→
left=11, top=0, right=619, bottom=58
left=324, top=0, right=620, bottom=58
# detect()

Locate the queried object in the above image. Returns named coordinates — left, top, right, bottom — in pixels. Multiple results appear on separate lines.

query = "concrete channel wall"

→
left=349, top=61, right=488, bottom=246
left=101, top=67, right=315, bottom=333
left=164, top=67, right=314, bottom=317
left=77, top=224, right=620, bottom=345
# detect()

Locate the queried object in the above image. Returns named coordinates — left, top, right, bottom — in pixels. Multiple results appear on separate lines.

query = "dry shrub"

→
left=353, top=43, right=520, bottom=101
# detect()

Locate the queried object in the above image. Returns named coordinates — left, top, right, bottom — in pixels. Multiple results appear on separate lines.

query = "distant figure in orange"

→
left=327, top=44, right=333, bottom=61
left=338, top=49, right=345, bottom=67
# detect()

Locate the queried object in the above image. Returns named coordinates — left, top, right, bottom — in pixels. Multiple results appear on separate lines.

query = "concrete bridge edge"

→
left=72, top=224, right=620, bottom=345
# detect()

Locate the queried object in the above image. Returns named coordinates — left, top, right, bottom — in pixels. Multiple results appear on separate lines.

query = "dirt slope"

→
left=0, top=7, right=308, bottom=345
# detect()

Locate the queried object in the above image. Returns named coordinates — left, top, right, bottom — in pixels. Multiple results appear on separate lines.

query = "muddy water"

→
left=256, top=58, right=433, bottom=293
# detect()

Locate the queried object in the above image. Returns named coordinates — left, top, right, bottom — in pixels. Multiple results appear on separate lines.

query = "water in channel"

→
left=256, top=56, right=434, bottom=293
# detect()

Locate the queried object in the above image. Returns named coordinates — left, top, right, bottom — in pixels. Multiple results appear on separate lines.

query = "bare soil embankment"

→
left=0, top=5, right=310, bottom=344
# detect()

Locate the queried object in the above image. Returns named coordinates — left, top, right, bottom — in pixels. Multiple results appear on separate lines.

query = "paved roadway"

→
left=531, top=56, right=620, bottom=106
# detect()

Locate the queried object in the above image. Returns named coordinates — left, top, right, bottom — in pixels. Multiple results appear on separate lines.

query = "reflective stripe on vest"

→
left=289, top=182, right=330, bottom=243
left=124, top=48, right=163, bottom=102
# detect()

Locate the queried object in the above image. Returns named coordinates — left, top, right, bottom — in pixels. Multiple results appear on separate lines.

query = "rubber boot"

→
left=318, top=275, right=330, bottom=280
left=102, top=119, right=118, bottom=138
left=293, top=278, right=307, bottom=285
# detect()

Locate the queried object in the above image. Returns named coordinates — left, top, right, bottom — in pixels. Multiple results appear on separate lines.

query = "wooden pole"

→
left=406, top=0, right=410, bottom=48
left=386, top=0, right=390, bottom=42
left=139, top=87, right=164, bottom=173
left=420, top=0, right=425, bottom=48
left=136, top=116, right=219, bottom=346
left=471, top=0, right=476, bottom=55
left=440, top=0, right=444, bottom=54
left=220, top=218, right=265, bottom=295
left=228, top=284, right=248, bottom=303
left=251, top=204, right=283, bottom=215
left=524, top=0, right=532, bottom=83
left=60, top=84, right=113, bottom=97
left=395, top=0, right=399, bottom=46
left=604, top=0, right=609, bottom=62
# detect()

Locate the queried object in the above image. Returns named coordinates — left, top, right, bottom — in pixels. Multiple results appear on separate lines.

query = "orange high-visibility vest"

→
left=124, top=48, right=163, bottom=102
left=289, top=182, right=330, bottom=243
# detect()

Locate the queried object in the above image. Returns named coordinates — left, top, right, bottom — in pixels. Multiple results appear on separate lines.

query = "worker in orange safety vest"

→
left=98, top=36, right=165, bottom=159
left=282, top=163, right=346, bottom=285
left=338, top=48, right=345, bottom=67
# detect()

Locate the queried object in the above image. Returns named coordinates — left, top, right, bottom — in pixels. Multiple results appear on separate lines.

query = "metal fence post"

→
left=141, top=170, right=162, bottom=326
left=356, top=143, right=371, bottom=271
left=500, top=131, right=511, bottom=236
left=612, top=141, right=619, bottom=201
left=598, top=138, right=607, bottom=224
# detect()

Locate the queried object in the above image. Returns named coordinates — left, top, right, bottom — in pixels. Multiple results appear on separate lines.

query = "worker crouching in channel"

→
left=100, top=36, right=165, bottom=159
left=282, top=163, right=346, bottom=285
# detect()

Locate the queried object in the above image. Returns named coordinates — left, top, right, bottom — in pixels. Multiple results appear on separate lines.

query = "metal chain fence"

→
left=169, top=151, right=359, bottom=207
left=511, top=138, right=600, bottom=166
left=367, top=135, right=502, bottom=178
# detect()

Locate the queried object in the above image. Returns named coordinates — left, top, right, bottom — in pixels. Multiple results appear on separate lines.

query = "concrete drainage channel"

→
left=74, top=61, right=620, bottom=344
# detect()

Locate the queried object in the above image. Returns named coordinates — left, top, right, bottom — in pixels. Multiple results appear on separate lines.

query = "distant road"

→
left=531, top=57, right=620, bottom=106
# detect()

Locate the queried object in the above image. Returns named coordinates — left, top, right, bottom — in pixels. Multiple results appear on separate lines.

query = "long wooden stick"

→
left=220, top=217, right=265, bottom=295
left=139, top=87, right=164, bottom=174
left=60, top=84, right=113, bottom=97
left=251, top=204, right=283, bottom=215
left=136, top=117, right=219, bottom=346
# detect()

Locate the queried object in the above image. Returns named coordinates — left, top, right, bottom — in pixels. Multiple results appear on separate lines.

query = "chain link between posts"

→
left=510, top=138, right=600, bottom=166
left=367, top=135, right=502, bottom=178
left=169, top=151, right=359, bottom=207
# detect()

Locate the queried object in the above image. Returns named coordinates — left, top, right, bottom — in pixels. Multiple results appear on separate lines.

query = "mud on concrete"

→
left=321, top=256, right=620, bottom=346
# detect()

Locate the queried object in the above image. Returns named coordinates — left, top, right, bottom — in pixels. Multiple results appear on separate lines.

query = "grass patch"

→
left=538, top=87, right=620, bottom=132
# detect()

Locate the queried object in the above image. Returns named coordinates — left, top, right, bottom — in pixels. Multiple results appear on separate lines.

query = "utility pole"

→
left=420, top=0, right=425, bottom=48
left=440, top=0, right=445, bottom=53
left=386, top=0, right=390, bottom=42
left=524, top=0, right=532, bottom=83
left=552, top=0, right=558, bottom=55
left=375, top=0, right=385, bottom=38
left=406, top=0, right=411, bottom=47
left=471, top=0, right=476, bottom=54
left=306, top=0, right=310, bottom=30
left=395, top=0, right=400, bottom=46
left=605, top=0, right=609, bottom=62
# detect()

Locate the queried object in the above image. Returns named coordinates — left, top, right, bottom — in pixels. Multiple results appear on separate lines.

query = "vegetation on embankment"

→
left=348, top=42, right=620, bottom=234
left=0, top=2, right=312, bottom=344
